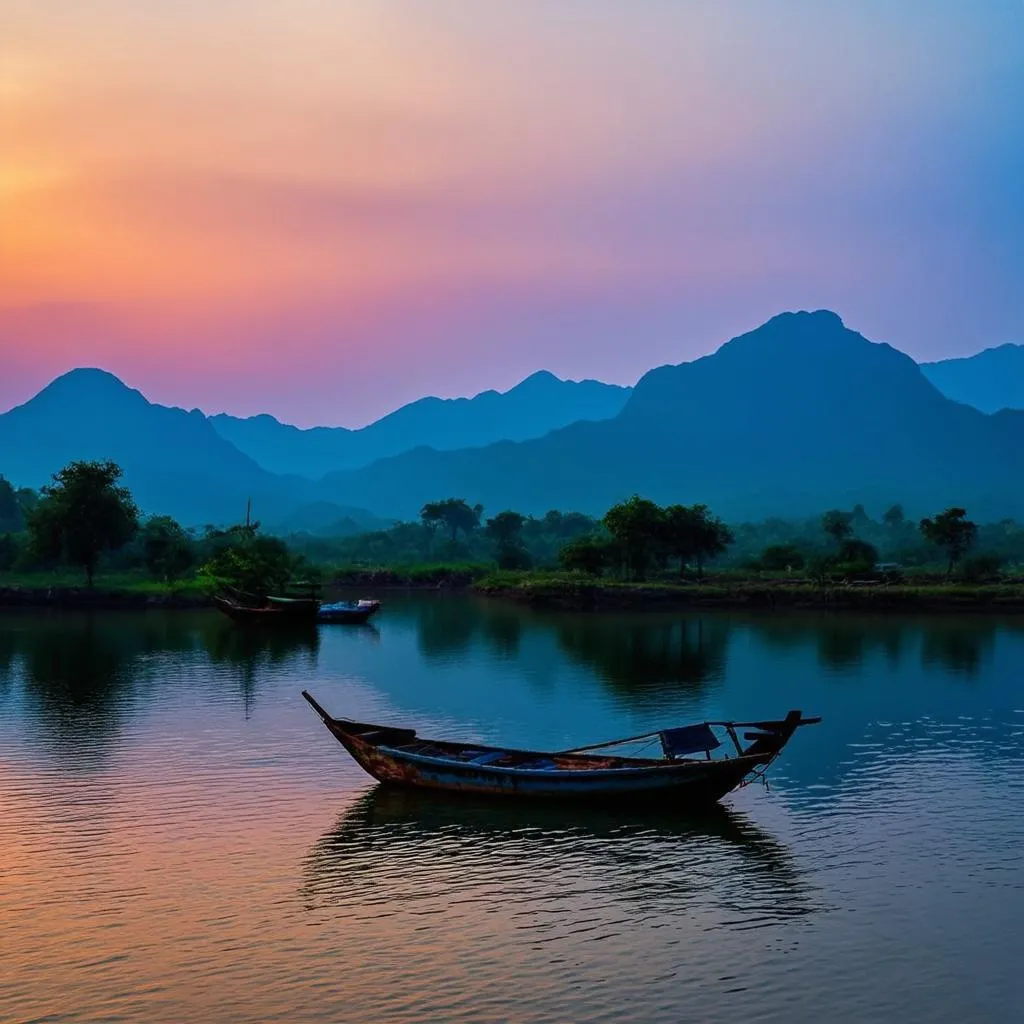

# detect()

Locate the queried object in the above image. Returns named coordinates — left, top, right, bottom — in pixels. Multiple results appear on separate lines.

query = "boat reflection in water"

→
left=302, top=785, right=816, bottom=928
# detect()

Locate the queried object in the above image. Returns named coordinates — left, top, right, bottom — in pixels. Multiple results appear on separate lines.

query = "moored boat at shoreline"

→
left=213, top=582, right=322, bottom=625
left=318, top=598, right=381, bottom=624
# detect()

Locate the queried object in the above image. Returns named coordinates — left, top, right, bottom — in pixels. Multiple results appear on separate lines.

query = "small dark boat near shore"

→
left=213, top=593, right=319, bottom=625
left=301, top=691, right=819, bottom=805
left=213, top=584, right=321, bottom=625
left=214, top=585, right=382, bottom=626
left=318, top=599, right=381, bottom=625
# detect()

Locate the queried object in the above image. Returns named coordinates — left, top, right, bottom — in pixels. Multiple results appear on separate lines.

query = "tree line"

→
left=289, top=499, right=600, bottom=571
left=1, top=461, right=1021, bottom=586
left=736, top=503, right=1006, bottom=579
left=0, top=462, right=305, bottom=590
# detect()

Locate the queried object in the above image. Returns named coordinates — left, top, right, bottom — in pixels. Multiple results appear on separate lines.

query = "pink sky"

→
left=2, top=1, right=1022, bottom=426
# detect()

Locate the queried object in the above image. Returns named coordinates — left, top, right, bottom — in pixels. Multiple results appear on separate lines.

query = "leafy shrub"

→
left=558, top=536, right=612, bottom=576
left=759, top=543, right=806, bottom=571
left=960, top=553, right=1004, bottom=581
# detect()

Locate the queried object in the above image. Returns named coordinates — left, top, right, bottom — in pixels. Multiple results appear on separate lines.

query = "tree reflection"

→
left=415, top=597, right=480, bottom=659
left=747, top=614, right=1005, bottom=678
left=555, top=615, right=729, bottom=698
left=480, top=607, right=522, bottom=657
left=1, top=610, right=323, bottom=751
left=920, top=623, right=992, bottom=677
left=11, top=613, right=139, bottom=762
left=816, top=625, right=868, bottom=670
left=206, top=621, right=320, bottom=717
left=0, top=625, right=18, bottom=697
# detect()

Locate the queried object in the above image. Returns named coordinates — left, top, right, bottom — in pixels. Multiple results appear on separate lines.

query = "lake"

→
left=2, top=596, right=1023, bottom=1023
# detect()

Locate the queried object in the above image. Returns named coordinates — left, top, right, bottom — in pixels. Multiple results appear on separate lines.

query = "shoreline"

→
left=0, top=585, right=211, bottom=610
left=3, top=574, right=1023, bottom=614
left=472, top=577, right=1024, bottom=613
left=0, top=573, right=467, bottom=610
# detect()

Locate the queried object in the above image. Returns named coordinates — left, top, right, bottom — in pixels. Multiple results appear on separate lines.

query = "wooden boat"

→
left=266, top=595, right=322, bottom=615
left=318, top=599, right=381, bottom=625
left=301, top=691, right=820, bottom=804
left=213, top=592, right=321, bottom=625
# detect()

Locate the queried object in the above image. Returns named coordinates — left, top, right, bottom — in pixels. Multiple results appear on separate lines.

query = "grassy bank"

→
left=0, top=572, right=209, bottom=609
left=473, top=570, right=1024, bottom=612
left=7, top=565, right=1024, bottom=613
left=0, top=563, right=491, bottom=608
left=331, top=562, right=492, bottom=588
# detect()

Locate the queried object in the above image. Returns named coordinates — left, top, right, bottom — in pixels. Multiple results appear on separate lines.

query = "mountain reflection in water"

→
left=2, top=603, right=1022, bottom=1023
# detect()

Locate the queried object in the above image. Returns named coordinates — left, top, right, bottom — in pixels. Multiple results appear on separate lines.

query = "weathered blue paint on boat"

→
left=317, top=599, right=381, bottom=625
left=301, top=690, right=819, bottom=806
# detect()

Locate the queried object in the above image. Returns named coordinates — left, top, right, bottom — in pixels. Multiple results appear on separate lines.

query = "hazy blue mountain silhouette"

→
left=210, top=371, right=631, bottom=478
left=0, top=369, right=377, bottom=529
left=921, top=344, right=1024, bottom=413
left=317, top=311, right=1024, bottom=521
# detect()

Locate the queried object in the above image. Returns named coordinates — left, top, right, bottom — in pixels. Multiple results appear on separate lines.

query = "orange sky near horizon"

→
left=2, top=1, right=1022, bottom=424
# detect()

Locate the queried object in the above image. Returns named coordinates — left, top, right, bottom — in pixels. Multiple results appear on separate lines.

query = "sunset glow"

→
left=2, top=1, right=1022, bottom=424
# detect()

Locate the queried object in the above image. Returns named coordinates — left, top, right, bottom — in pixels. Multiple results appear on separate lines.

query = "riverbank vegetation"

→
left=2, top=462, right=1023, bottom=608
left=473, top=571, right=1024, bottom=612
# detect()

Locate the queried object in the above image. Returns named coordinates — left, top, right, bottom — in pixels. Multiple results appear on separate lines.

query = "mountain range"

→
left=0, top=370, right=377, bottom=532
left=210, top=371, right=631, bottom=478
left=314, top=311, right=1024, bottom=521
left=1, top=311, right=1021, bottom=527
left=921, top=344, right=1024, bottom=414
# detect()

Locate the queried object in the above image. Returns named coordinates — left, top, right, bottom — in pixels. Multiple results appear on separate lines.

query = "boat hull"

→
left=303, top=692, right=812, bottom=806
left=350, top=738, right=760, bottom=803
left=318, top=604, right=379, bottom=625
left=213, top=594, right=320, bottom=626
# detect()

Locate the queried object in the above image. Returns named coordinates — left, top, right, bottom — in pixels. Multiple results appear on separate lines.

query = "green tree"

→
left=960, top=553, right=1004, bottom=581
left=759, top=543, right=806, bottom=572
left=662, top=503, right=734, bottom=578
left=822, top=509, right=854, bottom=547
left=837, top=538, right=879, bottom=571
left=0, top=533, right=17, bottom=571
left=485, top=511, right=531, bottom=570
left=883, top=504, right=905, bottom=528
left=540, top=510, right=595, bottom=540
left=141, top=515, right=195, bottom=581
left=662, top=504, right=697, bottom=577
left=27, top=460, right=140, bottom=585
left=420, top=498, right=483, bottom=543
left=691, top=507, right=733, bottom=577
left=558, top=536, right=611, bottom=576
left=198, top=531, right=298, bottom=594
left=485, top=511, right=526, bottom=546
left=602, top=496, right=665, bottom=580
left=0, top=476, right=23, bottom=533
left=920, top=507, right=978, bottom=575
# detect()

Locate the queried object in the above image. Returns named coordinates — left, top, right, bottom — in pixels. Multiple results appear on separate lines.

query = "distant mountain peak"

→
left=209, top=366, right=632, bottom=477
left=49, top=366, right=129, bottom=389
left=764, top=308, right=845, bottom=330
left=28, top=367, right=146, bottom=410
left=922, top=341, right=1023, bottom=367
left=921, top=340, right=1024, bottom=412
left=711, top=309, right=869, bottom=365
left=518, top=369, right=561, bottom=385
left=743, top=309, right=850, bottom=345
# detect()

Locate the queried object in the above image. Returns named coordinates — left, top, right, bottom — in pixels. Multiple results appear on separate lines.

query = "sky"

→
left=2, top=1, right=1022, bottom=426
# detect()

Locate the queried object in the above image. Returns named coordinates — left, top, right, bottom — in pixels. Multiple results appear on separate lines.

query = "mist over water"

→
left=2, top=598, right=1023, bottom=1022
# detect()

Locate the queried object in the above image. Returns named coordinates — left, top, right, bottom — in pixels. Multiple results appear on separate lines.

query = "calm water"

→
left=2, top=597, right=1023, bottom=1023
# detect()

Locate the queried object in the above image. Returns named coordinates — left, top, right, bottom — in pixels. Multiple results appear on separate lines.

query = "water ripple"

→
left=2, top=608, right=1024, bottom=1021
